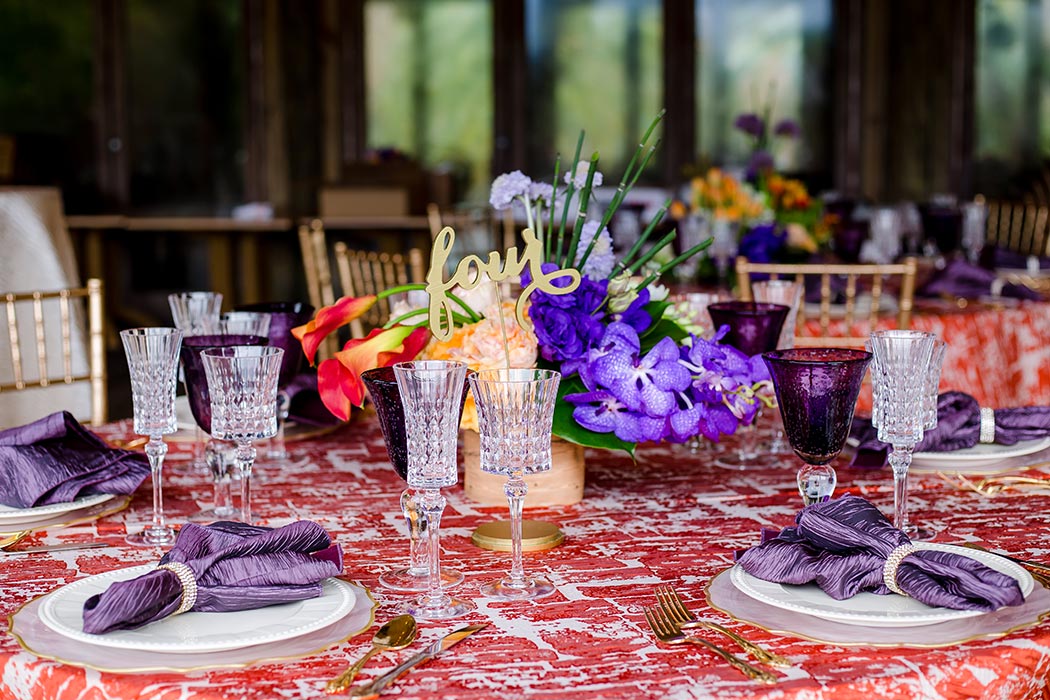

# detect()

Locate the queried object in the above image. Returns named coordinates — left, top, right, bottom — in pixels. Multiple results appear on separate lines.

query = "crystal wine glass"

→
left=763, top=347, right=872, bottom=506
left=394, top=360, right=473, bottom=620
left=202, top=346, right=284, bottom=526
left=362, top=366, right=466, bottom=592
left=868, top=329, right=936, bottom=539
left=180, top=334, right=268, bottom=520
left=168, top=291, right=224, bottom=472
left=470, top=368, right=561, bottom=600
left=923, top=338, right=947, bottom=430
left=752, top=281, right=803, bottom=456
left=707, top=301, right=790, bottom=469
left=120, top=327, right=183, bottom=546
left=207, top=311, right=272, bottom=337
left=235, top=302, right=315, bottom=461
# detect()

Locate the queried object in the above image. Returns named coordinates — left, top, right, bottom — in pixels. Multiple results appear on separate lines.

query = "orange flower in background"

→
left=318, top=325, right=430, bottom=421
left=292, top=295, right=376, bottom=365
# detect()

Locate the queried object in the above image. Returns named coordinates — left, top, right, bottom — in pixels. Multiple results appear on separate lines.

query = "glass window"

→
left=975, top=0, right=1050, bottom=197
left=0, top=0, right=95, bottom=209
left=696, top=0, right=832, bottom=177
left=525, top=0, right=663, bottom=181
left=365, top=0, right=493, bottom=202
left=127, top=0, right=245, bottom=214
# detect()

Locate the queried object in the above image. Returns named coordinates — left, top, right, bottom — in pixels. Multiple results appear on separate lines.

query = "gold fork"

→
left=643, top=607, right=777, bottom=685
left=960, top=543, right=1050, bottom=588
left=655, top=586, right=791, bottom=667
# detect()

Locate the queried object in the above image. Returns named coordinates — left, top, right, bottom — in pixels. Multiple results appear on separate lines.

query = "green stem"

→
left=556, top=131, right=585, bottom=265
left=564, top=152, right=600, bottom=268
left=546, top=156, right=560, bottom=262
left=376, top=283, right=481, bottom=324
left=625, top=231, right=676, bottom=275
left=636, top=237, right=713, bottom=289
left=613, top=199, right=670, bottom=277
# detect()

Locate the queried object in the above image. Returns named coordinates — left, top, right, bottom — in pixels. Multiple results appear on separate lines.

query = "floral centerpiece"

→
left=293, top=113, right=775, bottom=457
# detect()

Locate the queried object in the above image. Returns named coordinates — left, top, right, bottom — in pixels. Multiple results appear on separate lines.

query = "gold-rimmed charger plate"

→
left=0, top=495, right=131, bottom=536
left=705, top=567, right=1050, bottom=648
left=8, top=578, right=376, bottom=673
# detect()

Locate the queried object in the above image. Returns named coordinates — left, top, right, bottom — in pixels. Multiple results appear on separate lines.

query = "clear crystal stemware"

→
left=120, top=328, right=183, bottom=547
left=202, top=346, right=284, bottom=526
left=869, top=329, right=936, bottom=539
left=394, top=360, right=473, bottom=620
left=168, top=292, right=223, bottom=337
left=470, top=368, right=560, bottom=600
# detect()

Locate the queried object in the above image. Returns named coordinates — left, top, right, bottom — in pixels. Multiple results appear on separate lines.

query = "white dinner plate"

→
left=39, top=565, right=357, bottom=653
left=0, top=493, right=115, bottom=526
left=911, top=437, right=1050, bottom=473
left=730, top=542, right=1034, bottom=628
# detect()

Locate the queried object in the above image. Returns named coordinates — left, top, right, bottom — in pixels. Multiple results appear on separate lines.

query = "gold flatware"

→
left=350, top=623, right=486, bottom=699
left=0, top=541, right=109, bottom=555
left=654, top=585, right=791, bottom=667
left=643, top=607, right=777, bottom=685
left=326, top=615, right=417, bottom=694
left=0, top=531, right=29, bottom=549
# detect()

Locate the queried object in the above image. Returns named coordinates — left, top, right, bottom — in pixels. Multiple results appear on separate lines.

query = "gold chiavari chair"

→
left=333, top=243, right=426, bottom=339
left=297, top=219, right=339, bottom=361
left=735, top=257, right=918, bottom=347
left=984, top=200, right=1050, bottom=258
left=0, top=278, right=107, bottom=425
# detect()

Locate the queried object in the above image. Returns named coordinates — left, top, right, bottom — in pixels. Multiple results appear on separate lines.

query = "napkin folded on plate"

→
left=0, top=411, right=150, bottom=509
left=851, top=391, right=1050, bottom=467
left=736, top=495, right=1024, bottom=611
left=82, top=520, right=342, bottom=635
left=918, top=258, right=1040, bottom=300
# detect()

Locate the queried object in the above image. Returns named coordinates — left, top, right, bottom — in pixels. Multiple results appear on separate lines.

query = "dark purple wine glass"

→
left=235, top=302, right=315, bottom=461
left=763, top=347, right=872, bottom=505
left=707, top=301, right=790, bottom=357
left=362, top=366, right=470, bottom=593
left=180, top=334, right=267, bottom=520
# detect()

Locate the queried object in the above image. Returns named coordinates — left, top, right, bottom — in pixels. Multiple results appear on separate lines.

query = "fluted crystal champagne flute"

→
left=869, top=330, right=936, bottom=539
left=362, top=366, right=466, bottom=592
left=168, top=291, right=224, bottom=472
left=120, top=328, right=183, bottom=546
left=394, top=360, right=473, bottom=620
left=202, top=346, right=284, bottom=526
left=470, top=368, right=560, bottom=600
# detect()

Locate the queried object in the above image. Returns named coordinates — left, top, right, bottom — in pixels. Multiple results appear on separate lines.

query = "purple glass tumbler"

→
left=707, top=301, right=790, bottom=357
left=762, top=347, right=872, bottom=506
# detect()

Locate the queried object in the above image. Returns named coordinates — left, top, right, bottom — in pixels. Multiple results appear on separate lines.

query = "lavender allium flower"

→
left=733, top=113, right=765, bottom=138
left=489, top=170, right=532, bottom=210
left=564, top=163, right=603, bottom=189
left=573, top=220, right=616, bottom=278
left=773, top=119, right=801, bottom=138
left=528, top=181, right=554, bottom=203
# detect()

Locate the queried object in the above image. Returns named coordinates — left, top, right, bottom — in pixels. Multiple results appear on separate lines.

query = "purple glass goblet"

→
left=763, top=347, right=872, bottom=506
left=235, top=302, right=315, bottom=461
left=707, top=301, right=790, bottom=357
left=362, top=366, right=469, bottom=593
left=180, top=334, right=267, bottom=520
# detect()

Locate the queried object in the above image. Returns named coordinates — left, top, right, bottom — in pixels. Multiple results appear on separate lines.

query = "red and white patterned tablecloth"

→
left=801, top=299, right=1050, bottom=411
left=2, top=418, right=1049, bottom=700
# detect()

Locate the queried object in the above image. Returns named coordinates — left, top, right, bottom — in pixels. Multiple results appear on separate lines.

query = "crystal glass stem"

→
left=267, top=391, right=290, bottom=460
left=505, top=473, right=528, bottom=589
left=205, top=440, right=234, bottom=517
left=403, top=488, right=428, bottom=577
left=419, top=488, right=449, bottom=613
left=235, top=442, right=256, bottom=525
left=889, top=443, right=914, bottom=532
left=143, top=437, right=175, bottom=544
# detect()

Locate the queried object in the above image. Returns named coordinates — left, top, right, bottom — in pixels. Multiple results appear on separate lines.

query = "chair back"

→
left=333, top=243, right=425, bottom=338
left=735, top=257, right=918, bottom=347
left=297, top=219, right=338, bottom=361
left=984, top=200, right=1050, bottom=258
left=0, top=279, right=107, bottom=426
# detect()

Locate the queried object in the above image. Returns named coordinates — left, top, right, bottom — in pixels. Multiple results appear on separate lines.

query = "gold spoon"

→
left=0, top=531, right=29, bottom=549
left=326, top=614, right=417, bottom=694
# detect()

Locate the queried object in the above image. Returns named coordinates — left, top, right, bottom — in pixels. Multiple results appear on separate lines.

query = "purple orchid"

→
left=566, top=389, right=665, bottom=443
left=589, top=326, right=691, bottom=417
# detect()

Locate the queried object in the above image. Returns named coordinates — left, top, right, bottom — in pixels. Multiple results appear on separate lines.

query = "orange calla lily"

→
left=318, top=325, right=430, bottom=421
left=292, top=295, right=376, bottom=365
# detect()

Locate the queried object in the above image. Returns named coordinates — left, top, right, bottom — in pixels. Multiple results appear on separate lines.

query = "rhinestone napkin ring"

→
left=158, top=562, right=199, bottom=615
left=882, top=544, right=919, bottom=596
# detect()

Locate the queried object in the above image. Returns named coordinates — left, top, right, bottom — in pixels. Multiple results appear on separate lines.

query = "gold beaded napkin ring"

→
left=882, top=544, right=919, bottom=596
left=157, top=562, right=199, bottom=615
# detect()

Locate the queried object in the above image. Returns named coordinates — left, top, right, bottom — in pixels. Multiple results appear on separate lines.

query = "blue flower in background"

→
left=738, top=223, right=787, bottom=264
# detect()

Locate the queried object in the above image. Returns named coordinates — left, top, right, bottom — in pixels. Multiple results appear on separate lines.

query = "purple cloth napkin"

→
left=851, top=391, right=1050, bottom=467
left=988, top=247, right=1050, bottom=270
left=82, top=520, right=342, bottom=635
left=918, top=258, right=1040, bottom=300
left=0, top=411, right=150, bottom=508
left=737, top=495, right=1024, bottom=611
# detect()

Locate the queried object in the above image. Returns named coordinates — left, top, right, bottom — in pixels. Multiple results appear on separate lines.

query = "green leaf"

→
left=641, top=317, right=689, bottom=349
left=550, top=374, right=636, bottom=458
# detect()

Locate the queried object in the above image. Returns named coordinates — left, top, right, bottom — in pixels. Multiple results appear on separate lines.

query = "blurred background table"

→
left=1, top=415, right=1049, bottom=699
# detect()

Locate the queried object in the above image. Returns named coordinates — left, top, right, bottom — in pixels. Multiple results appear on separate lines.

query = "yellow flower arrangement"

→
left=689, top=168, right=767, bottom=224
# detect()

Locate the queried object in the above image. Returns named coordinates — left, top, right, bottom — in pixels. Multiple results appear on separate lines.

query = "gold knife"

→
left=350, top=623, right=487, bottom=698
left=1, top=542, right=109, bottom=555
